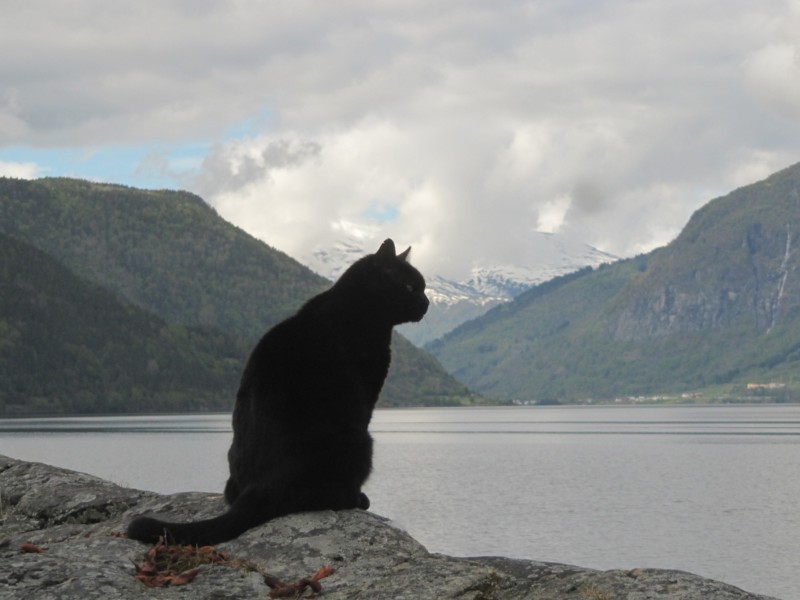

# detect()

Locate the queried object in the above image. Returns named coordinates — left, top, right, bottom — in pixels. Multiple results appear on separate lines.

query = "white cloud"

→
left=744, top=43, right=800, bottom=121
left=2, top=0, right=800, bottom=277
left=537, top=195, right=571, bottom=234
left=0, top=161, right=38, bottom=179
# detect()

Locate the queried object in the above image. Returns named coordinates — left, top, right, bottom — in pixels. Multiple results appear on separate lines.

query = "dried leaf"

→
left=168, top=567, right=200, bottom=586
left=312, top=565, right=336, bottom=581
left=266, top=565, right=335, bottom=598
left=131, top=539, right=334, bottom=595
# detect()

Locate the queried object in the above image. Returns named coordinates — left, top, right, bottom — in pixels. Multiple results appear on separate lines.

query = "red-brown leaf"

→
left=168, top=568, right=201, bottom=586
left=312, top=565, right=336, bottom=581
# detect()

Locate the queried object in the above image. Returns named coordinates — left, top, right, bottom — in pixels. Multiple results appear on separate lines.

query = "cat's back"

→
left=244, top=309, right=327, bottom=374
left=238, top=293, right=352, bottom=394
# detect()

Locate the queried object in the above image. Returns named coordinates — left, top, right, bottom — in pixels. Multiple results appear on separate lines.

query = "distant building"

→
left=746, top=382, right=786, bottom=390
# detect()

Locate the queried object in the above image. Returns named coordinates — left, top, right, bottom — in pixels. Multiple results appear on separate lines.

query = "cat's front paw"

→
left=357, top=492, right=370, bottom=510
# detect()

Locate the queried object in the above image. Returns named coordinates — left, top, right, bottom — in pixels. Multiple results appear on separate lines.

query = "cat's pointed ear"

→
left=375, top=239, right=396, bottom=264
left=397, top=246, right=411, bottom=262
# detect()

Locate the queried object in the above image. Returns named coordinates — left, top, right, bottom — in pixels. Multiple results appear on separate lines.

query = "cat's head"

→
left=339, top=238, right=429, bottom=325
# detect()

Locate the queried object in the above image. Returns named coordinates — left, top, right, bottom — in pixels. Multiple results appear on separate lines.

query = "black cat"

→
left=127, top=239, right=428, bottom=546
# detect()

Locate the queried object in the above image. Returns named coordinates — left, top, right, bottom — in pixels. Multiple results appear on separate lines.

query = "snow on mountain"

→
left=300, top=233, right=618, bottom=346
left=306, top=239, right=366, bottom=281
left=465, top=243, right=619, bottom=302
left=425, top=275, right=503, bottom=307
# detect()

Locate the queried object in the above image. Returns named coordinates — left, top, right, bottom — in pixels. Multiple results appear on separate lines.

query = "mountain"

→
left=0, top=177, right=321, bottom=337
left=303, top=232, right=617, bottom=345
left=0, top=233, right=245, bottom=414
left=428, top=162, right=800, bottom=403
left=462, top=236, right=618, bottom=299
left=0, top=177, right=475, bottom=411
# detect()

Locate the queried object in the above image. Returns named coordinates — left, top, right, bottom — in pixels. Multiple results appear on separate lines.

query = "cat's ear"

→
left=397, top=246, right=411, bottom=262
left=375, top=239, right=397, bottom=264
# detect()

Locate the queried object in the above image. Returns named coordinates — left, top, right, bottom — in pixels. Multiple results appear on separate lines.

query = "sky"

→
left=2, top=0, right=800, bottom=279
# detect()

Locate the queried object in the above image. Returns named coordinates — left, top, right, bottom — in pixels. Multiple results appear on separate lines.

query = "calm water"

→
left=1, top=404, right=798, bottom=599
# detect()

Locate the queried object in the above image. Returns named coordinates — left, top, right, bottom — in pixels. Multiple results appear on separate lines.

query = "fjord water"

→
left=2, top=405, right=797, bottom=599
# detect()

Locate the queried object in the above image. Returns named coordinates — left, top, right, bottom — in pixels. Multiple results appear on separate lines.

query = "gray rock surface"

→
left=0, top=455, right=780, bottom=599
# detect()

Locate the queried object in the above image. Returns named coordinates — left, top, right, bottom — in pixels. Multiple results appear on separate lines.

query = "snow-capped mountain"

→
left=464, top=243, right=619, bottom=301
left=305, top=240, right=367, bottom=282
left=301, top=233, right=617, bottom=346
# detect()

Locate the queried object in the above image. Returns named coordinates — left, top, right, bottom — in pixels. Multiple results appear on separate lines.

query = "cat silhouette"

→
left=127, top=238, right=428, bottom=545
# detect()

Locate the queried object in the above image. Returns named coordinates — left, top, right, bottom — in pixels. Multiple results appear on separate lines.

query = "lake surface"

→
left=1, top=404, right=798, bottom=599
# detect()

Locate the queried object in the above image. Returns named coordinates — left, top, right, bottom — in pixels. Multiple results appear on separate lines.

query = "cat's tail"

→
left=126, top=487, right=272, bottom=546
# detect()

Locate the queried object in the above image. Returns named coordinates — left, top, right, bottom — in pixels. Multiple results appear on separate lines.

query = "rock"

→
left=0, top=455, right=781, bottom=599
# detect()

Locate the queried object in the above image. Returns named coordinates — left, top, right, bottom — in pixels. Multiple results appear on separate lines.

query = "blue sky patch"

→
left=0, top=143, right=210, bottom=190
left=362, top=203, right=399, bottom=222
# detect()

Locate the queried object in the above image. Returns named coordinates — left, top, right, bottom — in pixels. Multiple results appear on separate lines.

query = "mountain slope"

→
left=612, top=171, right=800, bottom=340
left=0, top=233, right=245, bottom=414
left=0, top=177, right=473, bottom=408
left=0, top=177, right=322, bottom=336
left=429, top=162, right=800, bottom=402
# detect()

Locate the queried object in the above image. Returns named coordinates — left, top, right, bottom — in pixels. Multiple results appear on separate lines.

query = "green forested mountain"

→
left=0, top=233, right=245, bottom=414
left=429, top=162, right=800, bottom=403
left=0, top=177, right=321, bottom=335
left=0, top=177, right=474, bottom=413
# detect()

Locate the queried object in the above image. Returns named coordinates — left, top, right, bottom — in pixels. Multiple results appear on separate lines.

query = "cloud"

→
left=2, top=1, right=800, bottom=277
left=0, top=160, right=39, bottom=179
left=744, top=43, right=800, bottom=121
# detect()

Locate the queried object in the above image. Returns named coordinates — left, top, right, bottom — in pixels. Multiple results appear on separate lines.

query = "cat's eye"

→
left=405, top=284, right=414, bottom=293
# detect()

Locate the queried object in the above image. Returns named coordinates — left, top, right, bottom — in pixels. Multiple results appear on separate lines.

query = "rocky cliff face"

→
left=0, top=455, right=780, bottom=599
left=613, top=168, right=800, bottom=342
